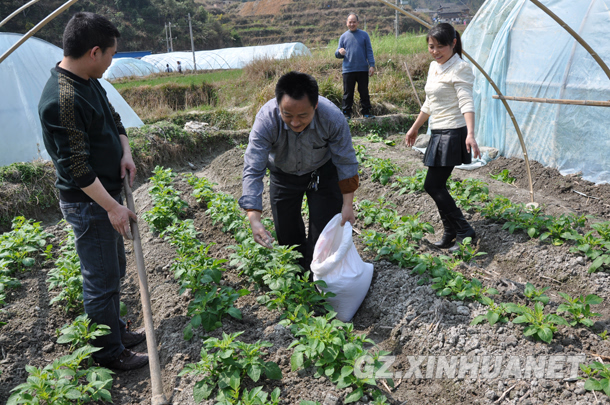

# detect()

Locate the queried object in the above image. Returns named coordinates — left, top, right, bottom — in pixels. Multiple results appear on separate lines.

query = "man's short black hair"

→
left=63, top=12, right=120, bottom=58
left=275, top=71, right=318, bottom=107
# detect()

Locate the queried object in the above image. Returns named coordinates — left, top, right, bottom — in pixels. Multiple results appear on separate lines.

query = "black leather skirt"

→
left=423, top=126, right=472, bottom=167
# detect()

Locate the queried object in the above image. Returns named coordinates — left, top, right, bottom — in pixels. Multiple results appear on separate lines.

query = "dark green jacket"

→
left=39, top=66, right=126, bottom=202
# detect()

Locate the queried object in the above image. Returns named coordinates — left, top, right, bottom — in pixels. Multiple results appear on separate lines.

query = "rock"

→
left=479, top=146, right=499, bottom=159
left=323, top=392, right=340, bottom=405
left=540, top=380, right=552, bottom=389
left=414, top=134, right=430, bottom=148
left=485, top=390, right=498, bottom=400
left=574, top=388, right=586, bottom=395
left=184, top=121, right=209, bottom=134
left=456, top=306, right=470, bottom=316
left=42, top=342, right=54, bottom=353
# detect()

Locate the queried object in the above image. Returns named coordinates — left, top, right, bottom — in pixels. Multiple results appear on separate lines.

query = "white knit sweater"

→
left=420, top=53, right=475, bottom=130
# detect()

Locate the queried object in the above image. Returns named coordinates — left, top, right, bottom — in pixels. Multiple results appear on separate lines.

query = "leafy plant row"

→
left=355, top=189, right=605, bottom=343
left=140, top=168, right=248, bottom=339
left=356, top=152, right=609, bottom=396
left=46, top=222, right=84, bottom=314
left=356, top=144, right=610, bottom=274
left=0, top=216, right=52, bottom=311
left=5, top=220, right=115, bottom=404
left=180, top=172, right=392, bottom=405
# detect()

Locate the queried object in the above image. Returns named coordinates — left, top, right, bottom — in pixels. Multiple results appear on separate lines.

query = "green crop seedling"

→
left=179, top=332, right=281, bottom=403
left=512, top=302, right=569, bottom=343
left=556, top=292, right=603, bottom=327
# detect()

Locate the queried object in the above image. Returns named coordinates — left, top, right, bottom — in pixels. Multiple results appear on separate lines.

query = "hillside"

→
left=0, top=0, right=481, bottom=51
left=0, top=0, right=430, bottom=51
left=0, top=0, right=239, bottom=52
left=227, top=0, right=428, bottom=46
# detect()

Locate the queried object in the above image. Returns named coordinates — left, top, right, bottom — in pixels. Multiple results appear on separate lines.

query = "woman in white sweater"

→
left=405, top=23, right=481, bottom=252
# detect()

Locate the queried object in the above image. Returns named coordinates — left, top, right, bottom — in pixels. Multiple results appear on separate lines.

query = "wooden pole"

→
left=529, top=0, right=610, bottom=82
left=123, top=176, right=169, bottom=405
left=493, top=95, right=610, bottom=107
left=403, top=62, right=422, bottom=107
left=374, top=0, right=536, bottom=203
left=0, top=0, right=80, bottom=66
left=0, top=0, right=43, bottom=29
left=188, top=13, right=197, bottom=71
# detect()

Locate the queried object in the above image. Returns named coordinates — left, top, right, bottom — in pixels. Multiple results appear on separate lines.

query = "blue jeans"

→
left=60, top=196, right=126, bottom=362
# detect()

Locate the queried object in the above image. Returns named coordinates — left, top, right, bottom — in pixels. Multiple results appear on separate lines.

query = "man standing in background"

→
left=335, top=13, right=376, bottom=120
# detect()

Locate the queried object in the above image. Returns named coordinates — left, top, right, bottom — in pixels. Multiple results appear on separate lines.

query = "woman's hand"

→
left=405, top=127, right=418, bottom=147
left=466, top=134, right=481, bottom=159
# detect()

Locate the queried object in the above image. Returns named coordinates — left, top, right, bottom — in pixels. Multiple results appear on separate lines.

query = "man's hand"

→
left=369, top=66, right=375, bottom=76
left=247, top=211, right=274, bottom=248
left=108, top=203, right=137, bottom=240
left=119, top=134, right=136, bottom=187
left=341, top=204, right=355, bottom=226
left=340, top=192, right=355, bottom=226
left=338, top=48, right=346, bottom=56
left=121, top=156, right=136, bottom=187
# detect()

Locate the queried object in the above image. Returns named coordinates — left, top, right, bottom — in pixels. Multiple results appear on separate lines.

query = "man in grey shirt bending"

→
left=239, top=71, right=359, bottom=270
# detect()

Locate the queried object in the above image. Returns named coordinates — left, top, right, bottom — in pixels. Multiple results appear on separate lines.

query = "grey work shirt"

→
left=239, top=96, right=358, bottom=211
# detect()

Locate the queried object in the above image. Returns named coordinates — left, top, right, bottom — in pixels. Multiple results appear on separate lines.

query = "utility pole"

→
left=168, top=21, right=173, bottom=52
left=395, top=0, right=400, bottom=38
left=164, top=22, right=169, bottom=53
left=188, top=13, right=196, bottom=72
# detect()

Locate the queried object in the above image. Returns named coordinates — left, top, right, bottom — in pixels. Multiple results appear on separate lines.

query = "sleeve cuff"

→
left=238, top=195, right=263, bottom=211
left=338, top=175, right=359, bottom=194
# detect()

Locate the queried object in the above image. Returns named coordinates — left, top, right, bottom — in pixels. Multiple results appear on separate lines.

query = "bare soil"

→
left=2, top=130, right=610, bottom=405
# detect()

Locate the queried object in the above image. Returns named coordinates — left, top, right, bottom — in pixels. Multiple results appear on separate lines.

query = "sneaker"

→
left=98, top=349, right=148, bottom=371
left=122, top=327, right=146, bottom=348
left=363, top=114, right=375, bottom=119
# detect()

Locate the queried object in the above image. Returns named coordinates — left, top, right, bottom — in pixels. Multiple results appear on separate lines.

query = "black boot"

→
left=434, top=210, right=456, bottom=248
left=446, top=208, right=476, bottom=253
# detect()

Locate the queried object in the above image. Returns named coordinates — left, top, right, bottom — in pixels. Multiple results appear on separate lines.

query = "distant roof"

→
left=114, top=51, right=152, bottom=59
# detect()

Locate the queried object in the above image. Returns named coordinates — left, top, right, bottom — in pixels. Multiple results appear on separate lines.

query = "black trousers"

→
left=424, top=166, right=458, bottom=214
left=269, top=160, right=343, bottom=270
left=342, top=71, right=371, bottom=116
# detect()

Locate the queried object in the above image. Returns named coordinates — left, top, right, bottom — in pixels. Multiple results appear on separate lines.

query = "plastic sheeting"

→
left=103, top=57, right=160, bottom=80
left=462, top=0, right=610, bottom=184
left=0, top=33, right=144, bottom=166
left=140, top=42, right=312, bottom=73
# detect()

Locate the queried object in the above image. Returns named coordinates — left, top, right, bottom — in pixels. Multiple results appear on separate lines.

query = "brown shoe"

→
left=99, top=349, right=148, bottom=371
left=122, top=327, right=146, bottom=348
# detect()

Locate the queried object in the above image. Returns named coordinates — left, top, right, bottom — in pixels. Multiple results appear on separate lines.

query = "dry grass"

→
left=0, top=161, right=58, bottom=231
left=120, top=82, right=218, bottom=121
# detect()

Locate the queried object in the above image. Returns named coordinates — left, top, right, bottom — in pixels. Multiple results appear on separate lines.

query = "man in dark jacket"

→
left=39, top=12, right=148, bottom=371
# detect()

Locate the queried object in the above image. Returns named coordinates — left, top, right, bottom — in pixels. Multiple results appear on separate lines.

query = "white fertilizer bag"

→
left=310, top=214, right=373, bottom=322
